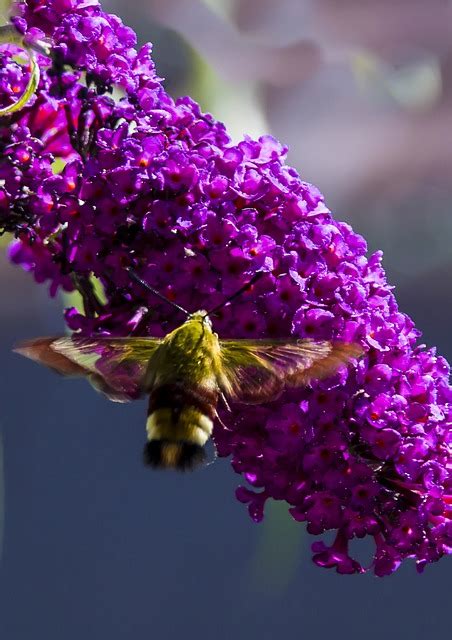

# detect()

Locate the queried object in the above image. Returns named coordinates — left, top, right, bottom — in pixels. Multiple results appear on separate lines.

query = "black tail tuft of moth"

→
left=143, top=440, right=206, bottom=471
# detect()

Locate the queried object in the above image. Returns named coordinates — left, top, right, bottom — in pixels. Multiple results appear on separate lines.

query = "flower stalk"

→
left=0, top=22, right=48, bottom=115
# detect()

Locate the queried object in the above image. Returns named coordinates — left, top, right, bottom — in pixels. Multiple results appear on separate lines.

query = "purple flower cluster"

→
left=1, top=1, right=451, bottom=575
left=11, top=0, right=159, bottom=91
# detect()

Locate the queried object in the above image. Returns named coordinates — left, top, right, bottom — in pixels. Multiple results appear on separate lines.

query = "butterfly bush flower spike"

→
left=0, top=0, right=451, bottom=575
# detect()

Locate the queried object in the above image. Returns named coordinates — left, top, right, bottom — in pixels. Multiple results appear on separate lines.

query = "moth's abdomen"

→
left=144, top=383, right=217, bottom=470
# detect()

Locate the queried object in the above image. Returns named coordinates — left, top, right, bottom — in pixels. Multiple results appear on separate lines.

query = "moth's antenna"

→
left=207, top=272, right=264, bottom=316
left=127, top=268, right=190, bottom=317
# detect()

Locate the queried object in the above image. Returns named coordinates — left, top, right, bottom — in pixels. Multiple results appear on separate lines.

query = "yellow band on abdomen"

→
left=146, top=406, right=213, bottom=447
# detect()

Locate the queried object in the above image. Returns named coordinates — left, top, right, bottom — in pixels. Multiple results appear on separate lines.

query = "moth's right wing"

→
left=218, top=338, right=362, bottom=404
left=14, top=336, right=162, bottom=402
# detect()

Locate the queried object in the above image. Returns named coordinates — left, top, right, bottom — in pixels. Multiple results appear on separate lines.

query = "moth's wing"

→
left=216, top=341, right=285, bottom=404
left=218, top=339, right=362, bottom=404
left=284, top=341, right=362, bottom=386
left=14, top=336, right=162, bottom=402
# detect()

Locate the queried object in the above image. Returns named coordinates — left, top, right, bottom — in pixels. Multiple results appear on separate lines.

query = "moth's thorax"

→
left=145, top=309, right=220, bottom=390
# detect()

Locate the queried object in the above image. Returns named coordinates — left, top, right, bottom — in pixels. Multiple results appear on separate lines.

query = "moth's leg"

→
left=219, top=392, right=231, bottom=412
left=205, top=440, right=218, bottom=467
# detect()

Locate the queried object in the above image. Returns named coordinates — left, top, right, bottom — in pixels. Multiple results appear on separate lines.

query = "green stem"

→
left=0, top=23, right=49, bottom=116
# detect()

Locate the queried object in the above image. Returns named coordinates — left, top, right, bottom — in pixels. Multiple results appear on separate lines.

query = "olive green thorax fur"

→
left=143, top=311, right=221, bottom=391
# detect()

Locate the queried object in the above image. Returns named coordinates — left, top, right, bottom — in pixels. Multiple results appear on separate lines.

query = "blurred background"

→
left=1, top=1, right=451, bottom=638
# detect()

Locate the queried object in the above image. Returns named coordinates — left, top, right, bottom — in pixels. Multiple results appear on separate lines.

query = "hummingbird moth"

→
left=15, top=271, right=362, bottom=470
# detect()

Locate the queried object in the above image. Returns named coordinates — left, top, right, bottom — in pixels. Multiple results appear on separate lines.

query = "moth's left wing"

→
left=15, top=336, right=162, bottom=402
left=218, top=339, right=362, bottom=404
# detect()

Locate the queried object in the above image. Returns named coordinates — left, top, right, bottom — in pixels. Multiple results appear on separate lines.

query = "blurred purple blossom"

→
left=140, top=0, right=452, bottom=210
left=0, top=0, right=451, bottom=575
